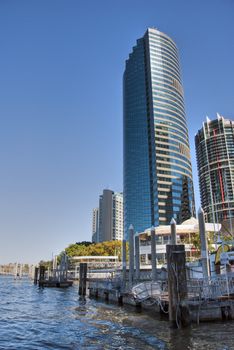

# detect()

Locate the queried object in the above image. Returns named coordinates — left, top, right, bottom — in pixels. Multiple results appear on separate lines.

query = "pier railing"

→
left=87, top=264, right=234, bottom=304
left=85, top=268, right=167, bottom=282
left=187, top=273, right=234, bottom=300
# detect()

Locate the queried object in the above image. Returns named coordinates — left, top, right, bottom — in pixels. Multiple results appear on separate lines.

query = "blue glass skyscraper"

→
left=123, top=28, right=195, bottom=237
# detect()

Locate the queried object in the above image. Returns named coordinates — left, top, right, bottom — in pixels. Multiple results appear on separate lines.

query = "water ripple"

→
left=0, top=276, right=233, bottom=350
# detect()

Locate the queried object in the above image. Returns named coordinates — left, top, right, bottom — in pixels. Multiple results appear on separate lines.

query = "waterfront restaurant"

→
left=139, top=217, right=221, bottom=267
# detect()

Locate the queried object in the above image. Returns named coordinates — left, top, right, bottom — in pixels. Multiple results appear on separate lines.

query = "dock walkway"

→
left=88, top=273, right=234, bottom=323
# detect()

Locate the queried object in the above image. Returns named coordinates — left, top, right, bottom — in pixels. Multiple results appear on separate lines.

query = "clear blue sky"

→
left=0, top=0, right=233, bottom=264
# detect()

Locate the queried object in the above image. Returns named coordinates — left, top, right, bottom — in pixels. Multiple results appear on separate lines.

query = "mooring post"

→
left=64, top=253, right=68, bottom=281
left=19, top=264, right=23, bottom=279
left=198, top=207, right=210, bottom=278
left=134, top=232, right=140, bottom=281
left=39, top=266, right=45, bottom=286
left=166, top=244, right=190, bottom=328
left=122, top=238, right=127, bottom=289
left=14, top=263, right=18, bottom=279
left=79, top=263, right=87, bottom=297
left=128, top=224, right=135, bottom=288
left=60, top=252, right=65, bottom=281
left=34, top=267, right=39, bottom=284
left=170, top=218, right=177, bottom=245
left=53, top=255, right=57, bottom=280
left=151, top=226, right=157, bottom=281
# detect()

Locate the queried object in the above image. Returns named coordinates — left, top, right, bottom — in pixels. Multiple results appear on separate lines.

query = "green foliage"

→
left=39, top=260, right=52, bottom=269
left=179, top=231, right=217, bottom=257
left=64, top=240, right=127, bottom=261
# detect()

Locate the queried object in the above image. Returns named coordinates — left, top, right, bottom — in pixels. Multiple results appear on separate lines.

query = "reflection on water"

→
left=0, top=276, right=233, bottom=350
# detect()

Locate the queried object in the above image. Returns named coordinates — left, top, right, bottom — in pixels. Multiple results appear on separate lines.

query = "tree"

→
left=64, top=240, right=127, bottom=261
left=39, top=260, right=52, bottom=269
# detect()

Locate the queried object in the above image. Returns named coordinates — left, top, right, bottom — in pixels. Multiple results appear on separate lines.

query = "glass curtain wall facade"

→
left=195, top=115, right=234, bottom=223
left=123, top=28, right=195, bottom=238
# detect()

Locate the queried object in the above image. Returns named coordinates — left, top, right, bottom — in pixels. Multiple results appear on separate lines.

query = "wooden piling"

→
left=39, top=266, right=45, bottom=281
left=104, top=291, right=109, bottom=301
left=34, top=267, right=39, bottom=284
left=78, top=263, right=87, bottom=296
left=118, top=295, right=123, bottom=305
left=166, top=244, right=190, bottom=328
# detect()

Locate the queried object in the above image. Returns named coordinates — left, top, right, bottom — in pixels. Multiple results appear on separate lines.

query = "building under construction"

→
left=195, top=114, right=234, bottom=231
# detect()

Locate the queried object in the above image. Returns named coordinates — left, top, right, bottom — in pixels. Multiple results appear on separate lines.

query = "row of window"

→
left=158, top=180, right=193, bottom=194
left=151, top=63, right=181, bottom=84
left=150, top=54, right=180, bottom=78
left=149, top=46, right=180, bottom=69
left=152, top=78, right=184, bottom=100
left=153, top=91, right=185, bottom=112
left=151, top=72, right=183, bottom=97
left=155, top=140, right=180, bottom=152
left=148, top=36, right=178, bottom=58
left=150, top=54, right=181, bottom=78
left=157, top=155, right=192, bottom=172
left=154, top=107, right=186, bottom=124
left=156, top=147, right=191, bottom=166
left=155, top=114, right=187, bottom=134
left=156, top=123, right=188, bottom=141
left=151, top=67, right=181, bottom=86
left=149, top=30, right=177, bottom=46
left=155, top=115, right=186, bottom=134
left=151, top=71, right=175, bottom=86
left=155, top=136, right=188, bottom=150
left=149, top=43, right=179, bottom=70
left=158, top=204, right=181, bottom=212
left=157, top=168, right=193, bottom=180
left=156, top=130, right=189, bottom=148
left=153, top=102, right=187, bottom=121
left=152, top=83, right=184, bottom=105
left=153, top=103, right=185, bottom=121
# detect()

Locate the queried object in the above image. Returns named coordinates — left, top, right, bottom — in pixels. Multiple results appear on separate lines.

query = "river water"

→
left=0, top=275, right=233, bottom=350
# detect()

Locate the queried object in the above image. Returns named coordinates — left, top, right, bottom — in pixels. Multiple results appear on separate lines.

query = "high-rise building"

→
left=123, top=28, right=195, bottom=237
left=92, top=208, right=99, bottom=243
left=92, top=189, right=123, bottom=242
left=195, top=114, right=234, bottom=224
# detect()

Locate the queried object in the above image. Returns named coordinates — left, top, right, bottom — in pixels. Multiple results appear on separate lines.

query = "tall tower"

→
left=195, top=114, right=234, bottom=224
left=92, top=208, right=99, bottom=242
left=123, top=28, right=195, bottom=237
left=92, top=189, right=123, bottom=242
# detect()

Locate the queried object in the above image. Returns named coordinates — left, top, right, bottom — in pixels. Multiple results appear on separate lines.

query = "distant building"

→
left=123, top=27, right=195, bottom=238
left=92, top=208, right=99, bottom=243
left=195, top=114, right=234, bottom=224
left=92, top=189, right=123, bottom=242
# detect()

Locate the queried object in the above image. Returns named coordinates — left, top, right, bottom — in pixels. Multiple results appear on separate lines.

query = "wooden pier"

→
left=86, top=219, right=234, bottom=326
left=88, top=276, right=234, bottom=323
left=35, top=253, right=73, bottom=288
left=38, top=279, right=73, bottom=288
